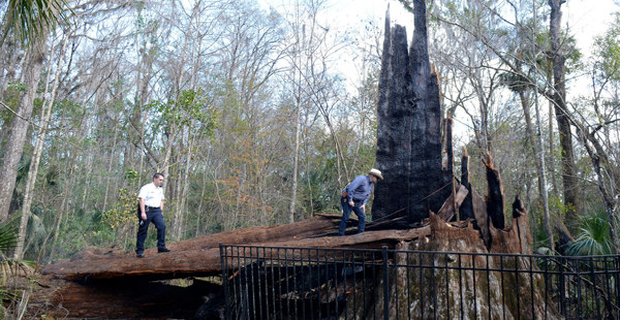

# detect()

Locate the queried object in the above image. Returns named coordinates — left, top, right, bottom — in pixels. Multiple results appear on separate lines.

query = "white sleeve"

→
left=138, top=185, right=148, bottom=199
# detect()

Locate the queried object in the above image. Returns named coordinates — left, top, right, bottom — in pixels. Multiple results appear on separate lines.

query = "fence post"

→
left=219, top=243, right=230, bottom=320
left=559, top=256, right=566, bottom=318
left=382, top=246, right=389, bottom=320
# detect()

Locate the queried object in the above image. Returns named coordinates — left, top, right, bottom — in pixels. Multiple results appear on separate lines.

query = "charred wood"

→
left=459, top=146, right=475, bottom=221
left=483, top=152, right=506, bottom=229
left=373, top=7, right=449, bottom=224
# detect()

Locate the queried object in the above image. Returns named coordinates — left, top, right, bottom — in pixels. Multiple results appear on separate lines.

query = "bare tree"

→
left=14, top=29, right=72, bottom=259
left=0, top=34, right=47, bottom=222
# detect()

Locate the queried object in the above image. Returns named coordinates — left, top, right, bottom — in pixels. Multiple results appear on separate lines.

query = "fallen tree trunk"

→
left=41, top=214, right=430, bottom=282
left=34, top=214, right=432, bottom=319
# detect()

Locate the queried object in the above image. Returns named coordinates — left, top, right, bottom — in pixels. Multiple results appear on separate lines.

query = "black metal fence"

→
left=219, top=244, right=620, bottom=319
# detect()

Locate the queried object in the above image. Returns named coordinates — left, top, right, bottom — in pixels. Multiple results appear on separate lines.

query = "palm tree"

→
left=1, top=0, right=67, bottom=45
left=565, top=210, right=613, bottom=256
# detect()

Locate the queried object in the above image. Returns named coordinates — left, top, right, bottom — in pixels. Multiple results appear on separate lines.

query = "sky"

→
left=257, top=0, right=618, bottom=70
left=328, top=0, right=619, bottom=92
left=564, top=0, right=618, bottom=58
left=329, top=0, right=618, bottom=56
left=259, top=0, right=618, bottom=86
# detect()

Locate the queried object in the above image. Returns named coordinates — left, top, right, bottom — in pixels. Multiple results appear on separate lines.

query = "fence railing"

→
left=219, top=244, right=620, bottom=319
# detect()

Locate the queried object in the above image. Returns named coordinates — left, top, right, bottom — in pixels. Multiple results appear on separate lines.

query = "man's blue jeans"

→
left=136, top=208, right=167, bottom=254
left=338, top=197, right=366, bottom=235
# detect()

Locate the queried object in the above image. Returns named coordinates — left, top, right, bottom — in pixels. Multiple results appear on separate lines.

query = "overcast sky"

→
left=257, top=0, right=618, bottom=63
left=259, top=0, right=619, bottom=103
left=332, top=0, right=618, bottom=55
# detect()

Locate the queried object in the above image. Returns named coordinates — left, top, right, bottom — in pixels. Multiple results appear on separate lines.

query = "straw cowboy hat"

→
left=369, top=168, right=383, bottom=180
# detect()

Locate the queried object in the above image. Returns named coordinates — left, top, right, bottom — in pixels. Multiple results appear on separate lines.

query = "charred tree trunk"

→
left=483, top=153, right=505, bottom=229
left=374, top=3, right=448, bottom=226
left=459, top=147, right=475, bottom=221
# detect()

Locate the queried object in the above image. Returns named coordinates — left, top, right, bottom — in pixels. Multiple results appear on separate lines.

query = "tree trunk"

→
left=173, top=127, right=194, bottom=241
left=289, top=78, right=301, bottom=224
left=527, top=29, right=555, bottom=249
left=102, top=110, right=121, bottom=213
left=15, top=32, right=70, bottom=259
left=41, top=214, right=428, bottom=280
left=0, top=36, right=46, bottom=222
left=0, top=39, right=22, bottom=98
left=445, top=116, right=457, bottom=220
left=459, top=147, right=475, bottom=221
left=374, top=3, right=449, bottom=225
left=483, top=153, right=505, bottom=230
left=386, top=210, right=545, bottom=320
left=549, top=0, right=579, bottom=233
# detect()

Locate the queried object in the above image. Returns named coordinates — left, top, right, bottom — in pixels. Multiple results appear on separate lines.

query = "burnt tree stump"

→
left=373, top=2, right=450, bottom=225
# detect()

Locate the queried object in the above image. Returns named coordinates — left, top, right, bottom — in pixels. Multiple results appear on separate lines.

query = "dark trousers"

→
left=338, top=197, right=366, bottom=235
left=136, top=208, right=166, bottom=254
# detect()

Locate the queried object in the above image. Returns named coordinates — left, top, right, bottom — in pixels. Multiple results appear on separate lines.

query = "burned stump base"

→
left=216, top=211, right=554, bottom=320
left=382, top=213, right=559, bottom=319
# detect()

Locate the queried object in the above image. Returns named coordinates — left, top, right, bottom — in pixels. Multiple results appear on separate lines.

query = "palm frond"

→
left=565, top=211, right=613, bottom=256
left=0, top=220, right=35, bottom=320
left=1, top=0, right=69, bottom=46
left=0, top=222, right=17, bottom=254
left=0, top=217, right=35, bottom=277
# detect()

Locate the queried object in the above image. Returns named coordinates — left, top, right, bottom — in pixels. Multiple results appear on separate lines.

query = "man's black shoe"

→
left=158, top=247, right=171, bottom=253
left=136, top=253, right=144, bottom=258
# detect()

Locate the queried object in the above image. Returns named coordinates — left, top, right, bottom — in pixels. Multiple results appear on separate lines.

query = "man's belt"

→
left=146, top=206, right=160, bottom=211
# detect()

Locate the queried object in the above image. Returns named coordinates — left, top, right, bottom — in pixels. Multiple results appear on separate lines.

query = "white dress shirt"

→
left=138, top=182, right=165, bottom=208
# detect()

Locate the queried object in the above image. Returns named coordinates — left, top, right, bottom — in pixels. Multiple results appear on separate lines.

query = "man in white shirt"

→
left=135, top=173, right=170, bottom=258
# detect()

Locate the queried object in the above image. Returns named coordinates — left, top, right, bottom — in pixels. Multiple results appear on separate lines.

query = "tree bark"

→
left=289, top=54, right=302, bottom=224
left=15, top=32, right=70, bottom=259
left=0, top=36, right=46, bottom=222
left=531, top=60, right=555, bottom=250
left=483, top=153, right=505, bottom=229
left=0, top=39, right=22, bottom=98
left=549, top=0, right=579, bottom=233
left=459, top=147, right=475, bottom=221
left=374, top=3, right=448, bottom=225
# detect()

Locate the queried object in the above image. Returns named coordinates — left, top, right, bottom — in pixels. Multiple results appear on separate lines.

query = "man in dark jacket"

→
left=338, top=168, right=383, bottom=235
